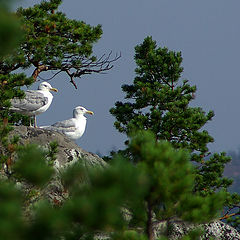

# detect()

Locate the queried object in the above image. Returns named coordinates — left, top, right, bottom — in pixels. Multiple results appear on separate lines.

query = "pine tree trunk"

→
left=146, top=201, right=154, bottom=240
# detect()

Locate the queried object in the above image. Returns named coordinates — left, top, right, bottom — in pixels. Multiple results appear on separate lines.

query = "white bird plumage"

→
left=40, top=106, right=94, bottom=140
left=10, top=81, right=58, bottom=127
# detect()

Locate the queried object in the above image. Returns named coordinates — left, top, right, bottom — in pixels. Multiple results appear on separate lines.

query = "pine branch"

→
left=220, top=212, right=240, bottom=220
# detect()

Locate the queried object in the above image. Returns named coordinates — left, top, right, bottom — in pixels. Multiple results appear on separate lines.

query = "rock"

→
left=94, top=219, right=240, bottom=240
left=7, top=126, right=107, bottom=207
left=153, top=218, right=240, bottom=240
left=10, top=125, right=107, bottom=170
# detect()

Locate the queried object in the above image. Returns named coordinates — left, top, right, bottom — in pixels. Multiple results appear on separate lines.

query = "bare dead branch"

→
left=38, top=70, right=62, bottom=81
left=66, top=70, right=77, bottom=89
left=31, top=51, right=121, bottom=87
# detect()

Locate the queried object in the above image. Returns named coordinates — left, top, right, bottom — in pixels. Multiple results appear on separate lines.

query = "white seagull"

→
left=40, top=106, right=94, bottom=140
left=10, top=81, right=58, bottom=127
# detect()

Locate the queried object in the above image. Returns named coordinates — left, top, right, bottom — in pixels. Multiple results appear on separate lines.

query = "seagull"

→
left=10, top=81, right=58, bottom=127
left=40, top=106, right=94, bottom=140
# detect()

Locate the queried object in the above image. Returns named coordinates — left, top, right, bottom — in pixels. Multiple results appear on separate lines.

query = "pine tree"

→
left=125, top=131, right=226, bottom=240
left=110, top=36, right=240, bottom=225
left=3, top=0, right=119, bottom=88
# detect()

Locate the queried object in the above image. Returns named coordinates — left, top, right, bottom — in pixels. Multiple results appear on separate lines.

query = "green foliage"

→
left=0, top=0, right=33, bottom=123
left=24, top=201, right=69, bottom=240
left=0, top=73, right=34, bottom=125
left=0, top=1, right=23, bottom=57
left=61, top=160, right=90, bottom=192
left=108, top=36, right=240, bottom=234
left=0, top=1, right=34, bottom=171
left=110, top=36, right=214, bottom=154
left=180, top=229, right=204, bottom=240
left=14, top=144, right=54, bottom=187
left=0, top=155, right=149, bottom=239
left=0, top=0, right=118, bottom=90
left=223, top=192, right=240, bottom=231
left=46, top=141, right=58, bottom=166
left=126, top=131, right=226, bottom=238
left=112, top=230, right=148, bottom=240
left=0, top=131, right=229, bottom=239
left=15, top=0, right=102, bottom=70
left=110, top=36, right=236, bottom=216
left=178, top=193, right=226, bottom=222
left=130, top=132, right=194, bottom=214
left=194, top=152, right=232, bottom=195
left=62, top=158, right=148, bottom=233
left=228, top=215, right=240, bottom=232
left=0, top=181, right=25, bottom=240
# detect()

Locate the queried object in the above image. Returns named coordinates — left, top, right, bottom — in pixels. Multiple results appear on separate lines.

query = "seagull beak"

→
left=50, top=88, right=58, bottom=92
left=86, top=110, right=94, bottom=115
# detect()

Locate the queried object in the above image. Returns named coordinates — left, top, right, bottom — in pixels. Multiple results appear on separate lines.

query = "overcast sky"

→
left=14, top=0, right=240, bottom=155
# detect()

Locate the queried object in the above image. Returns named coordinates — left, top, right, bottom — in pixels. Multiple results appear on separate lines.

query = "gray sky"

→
left=14, top=0, right=240, bottom=155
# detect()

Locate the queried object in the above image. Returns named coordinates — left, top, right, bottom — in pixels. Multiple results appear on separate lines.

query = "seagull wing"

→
left=11, top=90, right=49, bottom=112
left=51, top=118, right=76, bottom=132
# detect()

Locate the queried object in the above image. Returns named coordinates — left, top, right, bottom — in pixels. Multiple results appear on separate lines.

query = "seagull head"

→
left=38, top=82, right=58, bottom=92
left=73, top=106, right=94, bottom=118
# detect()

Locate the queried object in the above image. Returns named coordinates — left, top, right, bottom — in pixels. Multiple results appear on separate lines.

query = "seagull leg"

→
left=29, top=117, right=32, bottom=127
left=34, top=115, right=37, bottom=128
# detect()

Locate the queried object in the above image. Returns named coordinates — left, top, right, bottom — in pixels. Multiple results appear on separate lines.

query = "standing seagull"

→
left=10, top=81, right=58, bottom=127
left=40, top=106, right=94, bottom=140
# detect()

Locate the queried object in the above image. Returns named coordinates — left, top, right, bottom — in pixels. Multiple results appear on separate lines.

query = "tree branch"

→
left=32, top=65, right=49, bottom=80
left=220, top=212, right=240, bottom=220
left=30, top=51, right=121, bottom=88
left=66, top=70, right=77, bottom=89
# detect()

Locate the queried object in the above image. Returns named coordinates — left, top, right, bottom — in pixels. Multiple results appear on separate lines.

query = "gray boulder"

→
left=154, top=218, right=240, bottom=240
left=10, top=125, right=106, bottom=170
left=7, top=126, right=106, bottom=207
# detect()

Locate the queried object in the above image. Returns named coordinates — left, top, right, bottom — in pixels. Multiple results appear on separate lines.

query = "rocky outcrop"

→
left=154, top=219, right=240, bottom=240
left=10, top=125, right=107, bottom=170
left=7, top=126, right=107, bottom=207
left=4, top=126, right=240, bottom=240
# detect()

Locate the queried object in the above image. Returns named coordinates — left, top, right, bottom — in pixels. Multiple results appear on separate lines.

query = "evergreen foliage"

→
left=110, top=36, right=240, bottom=227
left=0, top=151, right=147, bottom=239
left=14, top=144, right=54, bottom=187
left=0, top=1, right=33, bottom=171
left=0, top=3, right=22, bottom=57
left=127, top=131, right=226, bottom=239
left=0, top=0, right=119, bottom=88
left=0, top=134, right=227, bottom=240
left=0, top=181, right=25, bottom=240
